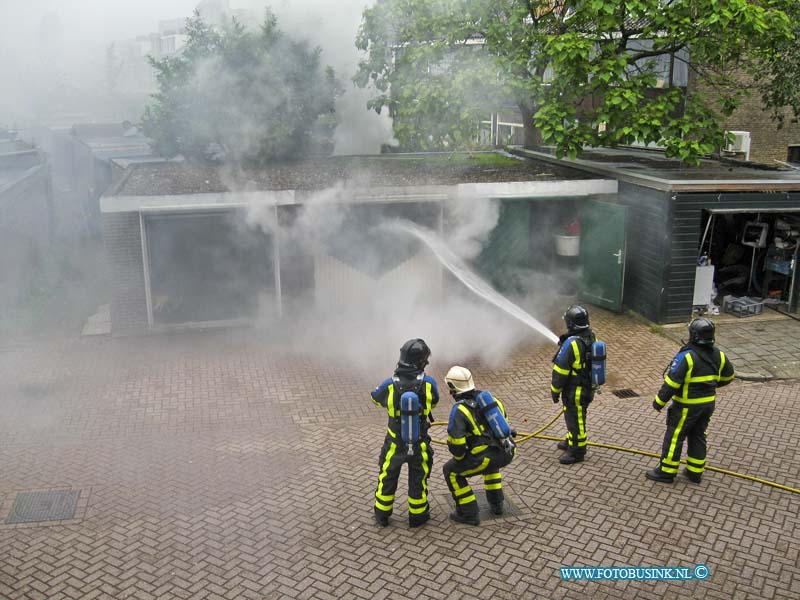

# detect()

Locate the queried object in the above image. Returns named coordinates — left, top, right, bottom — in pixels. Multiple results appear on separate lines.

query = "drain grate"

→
left=443, top=493, right=522, bottom=518
left=612, top=388, right=640, bottom=399
left=5, top=490, right=81, bottom=524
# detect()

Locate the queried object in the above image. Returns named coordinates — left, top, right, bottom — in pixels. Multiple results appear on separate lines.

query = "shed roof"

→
left=516, top=147, right=800, bottom=192
left=72, top=123, right=154, bottom=163
left=110, top=152, right=597, bottom=197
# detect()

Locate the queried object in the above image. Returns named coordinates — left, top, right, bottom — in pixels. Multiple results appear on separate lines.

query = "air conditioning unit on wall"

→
left=725, top=131, right=751, bottom=160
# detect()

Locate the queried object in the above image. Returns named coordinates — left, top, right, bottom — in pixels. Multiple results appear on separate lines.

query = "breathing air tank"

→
left=476, top=391, right=512, bottom=439
left=591, top=341, right=606, bottom=386
left=400, top=392, right=421, bottom=455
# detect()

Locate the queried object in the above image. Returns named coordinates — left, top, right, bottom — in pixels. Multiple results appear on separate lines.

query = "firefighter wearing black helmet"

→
left=645, top=318, right=735, bottom=484
left=551, top=305, right=596, bottom=464
left=370, top=338, right=439, bottom=527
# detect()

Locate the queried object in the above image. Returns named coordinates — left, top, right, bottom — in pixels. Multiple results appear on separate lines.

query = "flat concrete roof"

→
left=72, top=124, right=155, bottom=163
left=102, top=152, right=617, bottom=212
left=109, top=153, right=600, bottom=196
left=515, top=147, right=800, bottom=192
left=102, top=179, right=619, bottom=213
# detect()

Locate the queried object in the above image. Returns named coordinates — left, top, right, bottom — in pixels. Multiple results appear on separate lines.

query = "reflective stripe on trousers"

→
left=374, top=438, right=434, bottom=516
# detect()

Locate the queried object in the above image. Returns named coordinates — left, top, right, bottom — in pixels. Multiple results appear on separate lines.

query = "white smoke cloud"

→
left=243, top=190, right=560, bottom=374
left=244, top=0, right=394, bottom=155
left=1, top=0, right=393, bottom=154
left=0, top=0, right=198, bottom=126
left=444, top=194, right=501, bottom=261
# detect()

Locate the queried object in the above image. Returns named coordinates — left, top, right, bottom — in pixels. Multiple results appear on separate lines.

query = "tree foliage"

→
left=355, top=0, right=794, bottom=164
left=142, top=11, right=341, bottom=165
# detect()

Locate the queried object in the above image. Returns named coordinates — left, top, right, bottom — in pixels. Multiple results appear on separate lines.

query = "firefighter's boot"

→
left=645, top=468, right=675, bottom=484
left=559, top=452, right=585, bottom=465
left=409, top=510, right=430, bottom=528
left=683, top=468, right=702, bottom=484
left=374, top=508, right=390, bottom=527
left=449, top=511, right=480, bottom=526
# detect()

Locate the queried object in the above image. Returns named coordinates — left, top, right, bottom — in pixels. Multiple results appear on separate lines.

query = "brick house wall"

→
left=103, top=212, right=148, bottom=333
left=688, top=69, right=800, bottom=165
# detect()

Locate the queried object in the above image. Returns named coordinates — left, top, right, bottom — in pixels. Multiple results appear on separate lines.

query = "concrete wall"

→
left=0, top=161, right=52, bottom=308
left=103, top=212, right=148, bottom=333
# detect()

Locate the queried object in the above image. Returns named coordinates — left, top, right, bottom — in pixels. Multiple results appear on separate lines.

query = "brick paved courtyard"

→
left=1, top=310, right=798, bottom=599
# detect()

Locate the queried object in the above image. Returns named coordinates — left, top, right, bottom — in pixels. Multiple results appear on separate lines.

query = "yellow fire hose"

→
left=430, top=409, right=800, bottom=495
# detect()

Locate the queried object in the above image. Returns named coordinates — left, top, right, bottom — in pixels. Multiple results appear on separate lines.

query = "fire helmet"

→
left=398, top=338, right=431, bottom=370
left=688, top=318, right=715, bottom=346
left=564, top=305, right=590, bottom=331
left=445, top=365, right=475, bottom=396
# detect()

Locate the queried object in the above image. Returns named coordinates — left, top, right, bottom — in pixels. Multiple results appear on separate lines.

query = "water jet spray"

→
left=381, top=220, right=559, bottom=345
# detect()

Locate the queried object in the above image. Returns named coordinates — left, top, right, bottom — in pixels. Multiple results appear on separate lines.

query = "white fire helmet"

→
left=445, top=365, right=475, bottom=395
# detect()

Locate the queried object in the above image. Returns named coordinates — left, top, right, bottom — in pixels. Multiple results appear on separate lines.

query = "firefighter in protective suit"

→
left=371, top=339, right=439, bottom=527
left=551, top=305, right=596, bottom=464
left=646, top=318, right=734, bottom=484
left=443, top=366, right=516, bottom=526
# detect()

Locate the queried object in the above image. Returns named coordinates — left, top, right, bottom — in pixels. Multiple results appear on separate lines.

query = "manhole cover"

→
left=612, top=388, right=640, bottom=398
left=5, top=490, right=80, bottom=524
left=444, top=493, right=522, bottom=518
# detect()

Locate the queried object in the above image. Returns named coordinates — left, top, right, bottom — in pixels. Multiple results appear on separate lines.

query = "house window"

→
left=788, top=146, right=800, bottom=165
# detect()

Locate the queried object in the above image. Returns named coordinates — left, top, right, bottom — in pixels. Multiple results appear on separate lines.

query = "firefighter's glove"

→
left=551, top=391, right=561, bottom=404
left=652, top=399, right=663, bottom=412
left=501, top=437, right=517, bottom=458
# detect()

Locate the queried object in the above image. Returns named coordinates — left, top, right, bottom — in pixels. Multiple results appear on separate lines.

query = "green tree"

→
left=355, top=0, right=794, bottom=164
left=142, top=11, right=341, bottom=164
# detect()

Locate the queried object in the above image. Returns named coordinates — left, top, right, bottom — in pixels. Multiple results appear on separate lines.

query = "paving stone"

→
left=0, top=311, right=798, bottom=599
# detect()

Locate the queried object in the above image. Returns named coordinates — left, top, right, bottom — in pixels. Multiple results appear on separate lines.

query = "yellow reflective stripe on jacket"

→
left=681, top=354, right=694, bottom=401
left=457, top=403, right=481, bottom=435
left=687, top=374, right=718, bottom=383
left=552, top=364, right=570, bottom=376
left=447, top=435, right=467, bottom=446
left=570, top=339, right=582, bottom=371
left=674, top=396, right=716, bottom=405
left=718, top=352, right=734, bottom=381
left=386, top=384, right=396, bottom=417
left=424, top=381, right=433, bottom=415
left=551, top=383, right=562, bottom=393
left=664, top=375, right=681, bottom=389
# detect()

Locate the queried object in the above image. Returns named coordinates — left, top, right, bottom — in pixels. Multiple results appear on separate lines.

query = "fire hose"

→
left=429, top=408, right=800, bottom=495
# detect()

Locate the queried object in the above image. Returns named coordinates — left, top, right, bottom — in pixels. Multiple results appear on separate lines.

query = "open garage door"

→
left=700, top=208, right=800, bottom=314
left=143, top=211, right=276, bottom=326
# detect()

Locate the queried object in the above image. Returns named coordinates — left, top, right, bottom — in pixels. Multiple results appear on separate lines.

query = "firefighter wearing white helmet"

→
left=442, top=365, right=516, bottom=526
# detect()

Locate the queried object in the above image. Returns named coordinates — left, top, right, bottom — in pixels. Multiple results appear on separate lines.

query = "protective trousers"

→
left=658, top=402, right=715, bottom=477
left=442, top=447, right=511, bottom=517
left=374, top=436, right=433, bottom=525
left=563, top=386, right=591, bottom=457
